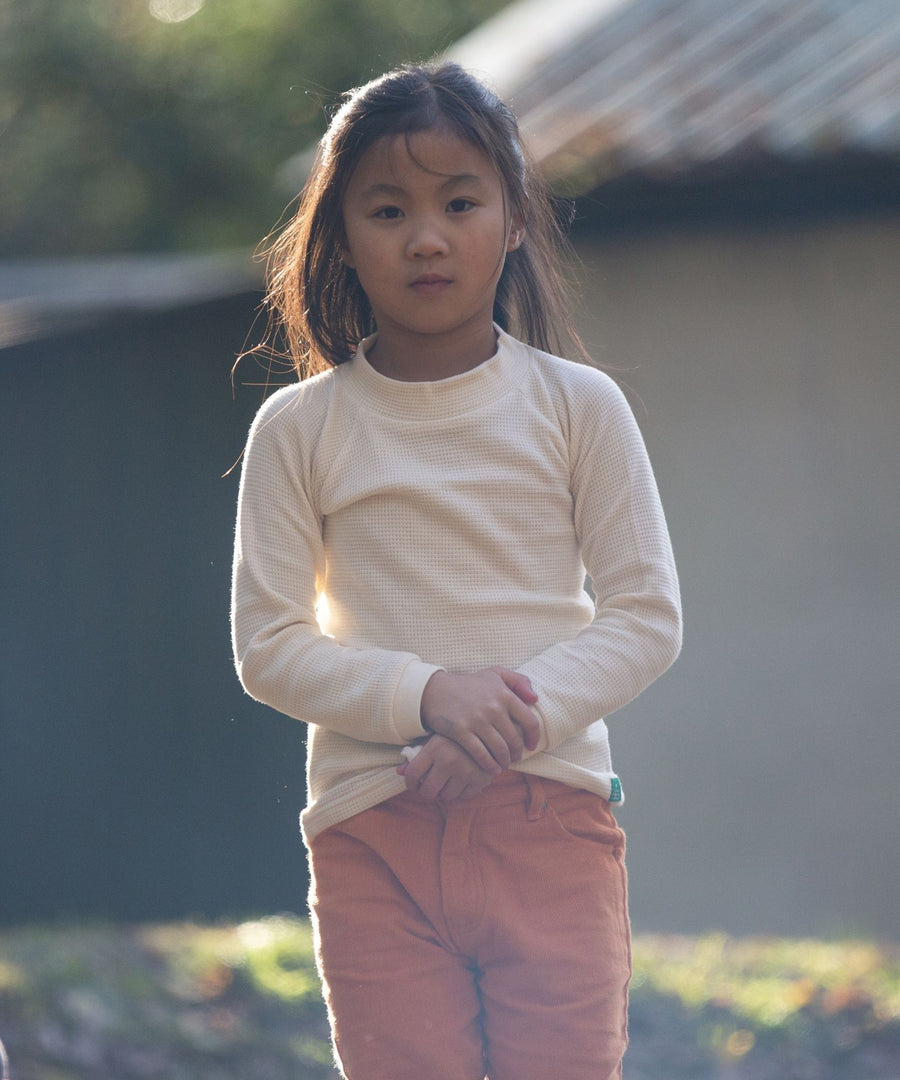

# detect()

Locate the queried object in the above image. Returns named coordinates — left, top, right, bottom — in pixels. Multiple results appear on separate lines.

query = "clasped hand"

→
left=398, top=667, right=540, bottom=803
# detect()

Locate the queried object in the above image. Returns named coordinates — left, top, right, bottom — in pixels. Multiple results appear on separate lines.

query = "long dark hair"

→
left=259, top=61, right=587, bottom=379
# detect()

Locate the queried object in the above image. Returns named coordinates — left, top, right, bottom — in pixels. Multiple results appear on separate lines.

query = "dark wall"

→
left=1, top=296, right=310, bottom=925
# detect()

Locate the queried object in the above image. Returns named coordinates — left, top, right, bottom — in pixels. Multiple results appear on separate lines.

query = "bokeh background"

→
left=2, top=0, right=899, bottom=945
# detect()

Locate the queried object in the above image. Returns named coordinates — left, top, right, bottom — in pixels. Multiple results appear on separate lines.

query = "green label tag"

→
left=609, top=777, right=623, bottom=803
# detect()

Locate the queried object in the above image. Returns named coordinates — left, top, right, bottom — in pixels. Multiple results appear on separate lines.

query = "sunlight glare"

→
left=315, top=594, right=331, bottom=635
left=149, top=0, right=204, bottom=24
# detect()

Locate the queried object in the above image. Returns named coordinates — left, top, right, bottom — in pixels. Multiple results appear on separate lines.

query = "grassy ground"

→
left=0, top=918, right=898, bottom=1079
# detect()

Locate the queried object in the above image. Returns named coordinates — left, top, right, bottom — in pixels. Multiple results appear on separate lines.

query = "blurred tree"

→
left=0, top=0, right=510, bottom=255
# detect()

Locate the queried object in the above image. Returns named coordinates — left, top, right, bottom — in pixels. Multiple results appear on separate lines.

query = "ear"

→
left=506, top=209, right=526, bottom=252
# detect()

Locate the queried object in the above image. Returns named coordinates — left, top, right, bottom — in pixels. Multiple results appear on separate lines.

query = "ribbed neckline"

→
left=339, top=326, right=527, bottom=421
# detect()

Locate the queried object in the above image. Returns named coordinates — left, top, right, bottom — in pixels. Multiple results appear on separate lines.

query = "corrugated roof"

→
left=0, top=251, right=260, bottom=349
left=447, top=0, right=900, bottom=191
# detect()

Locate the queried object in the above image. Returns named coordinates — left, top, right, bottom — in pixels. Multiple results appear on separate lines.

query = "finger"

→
left=402, top=753, right=431, bottom=792
left=492, top=666, right=538, bottom=705
left=508, top=697, right=541, bottom=752
left=437, top=774, right=466, bottom=804
left=418, top=768, right=450, bottom=802
left=476, top=727, right=513, bottom=771
left=475, top=717, right=521, bottom=766
left=460, top=734, right=503, bottom=776
left=493, top=713, right=525, bottom=763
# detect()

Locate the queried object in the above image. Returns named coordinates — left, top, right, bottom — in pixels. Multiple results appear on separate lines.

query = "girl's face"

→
left=341, top=127, right=522, bottom=369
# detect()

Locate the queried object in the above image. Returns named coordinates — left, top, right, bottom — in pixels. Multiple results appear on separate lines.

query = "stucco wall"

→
left=572, top=214, right=900, bottom=936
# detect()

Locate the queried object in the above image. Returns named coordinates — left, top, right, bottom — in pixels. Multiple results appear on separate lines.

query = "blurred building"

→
left=450, top=0, right=900, bottom=936
left=0, top=256, right=297, bottom=925
left=2, top=0, right=899, bottom=935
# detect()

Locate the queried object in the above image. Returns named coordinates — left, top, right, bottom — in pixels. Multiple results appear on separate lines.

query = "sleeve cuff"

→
left=536, top=704, right=550, bottom=754
left=391, top=660, right=444, bottom=743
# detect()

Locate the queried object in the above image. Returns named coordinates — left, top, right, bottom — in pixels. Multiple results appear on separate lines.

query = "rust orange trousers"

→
left=307, top=771, right=631, bottom=1080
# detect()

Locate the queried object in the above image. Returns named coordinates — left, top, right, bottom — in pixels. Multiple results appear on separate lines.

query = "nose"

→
left=405, top=215, right=449, bottom=259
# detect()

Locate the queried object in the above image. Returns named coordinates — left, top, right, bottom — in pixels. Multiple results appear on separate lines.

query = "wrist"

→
left=420, top=670, right=451, bottom=731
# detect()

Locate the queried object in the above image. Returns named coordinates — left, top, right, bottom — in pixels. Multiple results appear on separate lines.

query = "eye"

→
left=447, top=198, right=476, bottom=213
left=372, top=205, right=403, bottom=220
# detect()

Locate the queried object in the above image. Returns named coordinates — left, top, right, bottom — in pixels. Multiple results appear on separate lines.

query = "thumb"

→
left=491, top=666, right=538, bottom=705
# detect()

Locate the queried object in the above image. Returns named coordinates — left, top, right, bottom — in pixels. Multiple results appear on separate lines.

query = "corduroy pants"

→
left=307, top=771, right=631, bottom=1080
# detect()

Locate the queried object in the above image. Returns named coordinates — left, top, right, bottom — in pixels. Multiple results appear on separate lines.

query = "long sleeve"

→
left=517, top=374, right=682, bottom=751
left=231, top=384, right=439, bottom=745
left=230, top=331, right=680, bottom=840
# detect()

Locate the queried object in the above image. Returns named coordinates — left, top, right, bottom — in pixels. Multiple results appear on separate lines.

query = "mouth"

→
left=410, top=274, right=452, bottom=294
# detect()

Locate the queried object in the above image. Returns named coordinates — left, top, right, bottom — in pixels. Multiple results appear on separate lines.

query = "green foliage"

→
left=1, top=920, right=899, bottom=1078
left=0, top=919, right=336, bottom=1078
left=139, top=918, right=322, bottom=1004
left=0, top=0, right=510, bottom=255
left=628, top=932, right=900, bottom=1076
left=632, top=932, right=900, bottom=1030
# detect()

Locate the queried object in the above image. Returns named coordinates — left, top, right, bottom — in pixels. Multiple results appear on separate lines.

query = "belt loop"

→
left=525, top=774, right=547, bottom=820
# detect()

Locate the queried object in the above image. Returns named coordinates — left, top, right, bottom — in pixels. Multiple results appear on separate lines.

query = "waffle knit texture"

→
left=231, top=328, right=682, bottom=841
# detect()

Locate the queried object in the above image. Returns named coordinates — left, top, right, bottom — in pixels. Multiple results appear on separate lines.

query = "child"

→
left=232, top=60, right=681, bottom=1080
